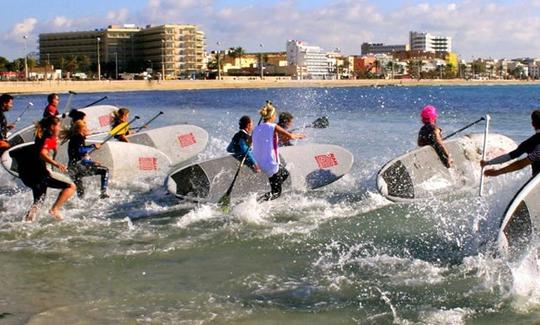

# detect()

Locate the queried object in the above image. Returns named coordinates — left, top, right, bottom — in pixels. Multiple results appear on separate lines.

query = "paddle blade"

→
left=218, top=194, right=231, bottom=213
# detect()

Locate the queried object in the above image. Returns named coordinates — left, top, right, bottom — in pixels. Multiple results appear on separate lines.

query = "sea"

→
left=1, top=84, right=540, bottom=324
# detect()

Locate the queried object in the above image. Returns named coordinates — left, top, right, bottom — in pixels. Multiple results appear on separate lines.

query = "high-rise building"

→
left=361, top=43, right=409, bottom=55
left=409, top=31, right=452, bottom=53
left=39, top=24, right=206, bottom=78
left=286, top=40, right=331, bottom=80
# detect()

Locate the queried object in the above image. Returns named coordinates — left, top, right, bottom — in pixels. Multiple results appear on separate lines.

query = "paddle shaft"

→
left=62, top=91, right=77, bottom=115
left=219, top=116, right=263, bottom=205
left=88, top=115, right=140, bottom=154
left=82, top=96, right=108, bottom=108
left=15, top=102, right=33, bottom=122
left=443, top=117, right=485, bottom=140
left=479, top=114, right=491, bottom=196
left=134, top=111, right=164, bottom=133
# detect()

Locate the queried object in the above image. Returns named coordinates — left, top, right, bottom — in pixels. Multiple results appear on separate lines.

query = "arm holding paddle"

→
left=482, top=157, right=531, bottom=177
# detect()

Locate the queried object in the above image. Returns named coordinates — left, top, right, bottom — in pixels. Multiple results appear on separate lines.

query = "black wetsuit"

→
left=15, top=134, right=71, bottom=203
left=67, top=134, right=109, bottom=197
left=509, top=133, right=540, bottom=177
left=418, top=123, right=450, bottom=168
left=226, top=130, right=256, bottom=167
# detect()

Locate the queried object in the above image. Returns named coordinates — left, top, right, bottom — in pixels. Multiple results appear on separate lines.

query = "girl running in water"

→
left=111, top=108, right=131, bottom=142
left=252, top=101, right=305, bottom=201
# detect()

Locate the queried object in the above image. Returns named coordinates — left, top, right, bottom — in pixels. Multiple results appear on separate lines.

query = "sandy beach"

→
left=2, top=78, right=539, bottom=94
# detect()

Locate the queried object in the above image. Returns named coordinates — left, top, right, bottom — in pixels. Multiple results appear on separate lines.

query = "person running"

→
left=482, top=109, right=540, bottom=178
left=417, top=105, right=453, bottom=168
left=227, top=115, right=260, bottom=172
left=17, top=116, right=76, bottom=222
left=43, top=93, right=60, bottom=118
left=61, top=119, right=110, bottom=199
left=252, top=101, right=305, bottom=201
left=110, top=108, right=130, bottom=142
left=0, top=94, right=15, bottom=153
left=277, top=111, right=295, bottom=147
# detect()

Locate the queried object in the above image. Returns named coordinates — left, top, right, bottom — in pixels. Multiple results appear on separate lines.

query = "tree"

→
left=77, top=55, right=92, bottom=73
left=0, top=56, right=9, bottom=71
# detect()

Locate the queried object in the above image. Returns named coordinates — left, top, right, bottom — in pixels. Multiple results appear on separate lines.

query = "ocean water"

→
left=1, top=85, right=540, bottom=324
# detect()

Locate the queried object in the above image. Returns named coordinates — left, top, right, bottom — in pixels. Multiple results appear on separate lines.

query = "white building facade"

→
left=409, top=31, right=452, bottom=53
left=286, top=40, right=331, bottom=80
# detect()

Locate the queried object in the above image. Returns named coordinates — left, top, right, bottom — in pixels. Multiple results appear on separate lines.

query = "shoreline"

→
left=2, top=78, right=540, bottom=94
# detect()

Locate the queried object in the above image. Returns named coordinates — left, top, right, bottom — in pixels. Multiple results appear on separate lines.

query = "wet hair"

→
left=259, top=100, right=276, bottom=121
left=239, top=115, right=251, bottom=129
left=35, top=116, right=60, bottom=139
left=112, top=108, right=129, bottom=127
left=68, top=109, right=86, bottom=122
left=0, top=94, right=13, bottom=106
left=532, top=109, right=540, bottom=129
left=47, top=93, right=59, bottom=104
left=278, top=112, right=294, bottom=128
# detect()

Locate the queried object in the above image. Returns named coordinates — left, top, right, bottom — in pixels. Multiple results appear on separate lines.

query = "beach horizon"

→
left=2, top=77, right=540, bottom=94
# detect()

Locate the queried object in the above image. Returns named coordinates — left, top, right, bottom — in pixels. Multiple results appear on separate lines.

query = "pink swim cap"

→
left=421, top=105, right=438, bottom=123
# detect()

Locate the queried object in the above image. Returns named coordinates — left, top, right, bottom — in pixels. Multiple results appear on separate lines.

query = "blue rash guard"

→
left=226, top=129, right=257, bottom=167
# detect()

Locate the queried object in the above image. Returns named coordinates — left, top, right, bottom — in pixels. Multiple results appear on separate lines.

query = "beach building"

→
left=39, top=25, right=140, bottom=77
left=39, top=24, right=205, bottom=79
left=286, top=40, right=331, bottom=80
left=409, top=31, right=452, bottom=53
left=361, top=43, right=409, bottom=55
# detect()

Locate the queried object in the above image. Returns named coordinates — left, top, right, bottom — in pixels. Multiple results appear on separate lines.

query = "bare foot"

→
left=24, top=205, right=39, bottom=222
left=49, top=209, right=64, bottom=221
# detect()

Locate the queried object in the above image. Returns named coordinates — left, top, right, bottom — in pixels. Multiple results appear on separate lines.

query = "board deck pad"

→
left=126, top=124, right=208, bottom=165
left=7, top=105, right=118, bottom=146
left=377, top=133, right=517, bottom=202
left=166, top=143, right=353, bottom=203
left=497, top=172, right=540, bottom=258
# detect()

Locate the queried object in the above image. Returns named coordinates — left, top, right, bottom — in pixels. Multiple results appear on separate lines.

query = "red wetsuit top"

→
left=43, top=104, right=59, bottom=118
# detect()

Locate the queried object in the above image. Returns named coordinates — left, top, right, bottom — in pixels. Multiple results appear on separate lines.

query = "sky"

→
left=3, top=0, right=540, bottom=60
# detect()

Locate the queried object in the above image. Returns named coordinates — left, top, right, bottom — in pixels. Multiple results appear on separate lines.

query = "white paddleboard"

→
left=2, top=140, right=171, bottom=184
left=377, top=133, right=517, bottom=202
left=7, top=105, right=118, bottom=146
left=126, top=124, right=208, bottom=165
left=497, top=172, right=540, bottom=258
left=166, top=143, right=353, bottom=203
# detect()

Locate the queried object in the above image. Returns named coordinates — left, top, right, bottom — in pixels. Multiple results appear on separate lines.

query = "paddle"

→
left=14, top=102, right=34, bottom=123
left=218, top=116, right=263, bottom=212
left=82, top=96, right=108, bottom=108
left=89, top=115, right=140, bottom=154
left=479, top=114, right=491, bottom=196
left=61, top=91, right=77, bottom=117
left=443, top=117, right=485, bottom=140
left=134, top=111, right=164, bottom=133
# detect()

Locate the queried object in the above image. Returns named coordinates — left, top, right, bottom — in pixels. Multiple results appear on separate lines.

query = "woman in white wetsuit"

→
left=252, top=101, right=305, bottom=201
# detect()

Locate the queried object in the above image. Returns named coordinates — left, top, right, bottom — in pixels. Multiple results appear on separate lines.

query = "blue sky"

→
left=2, top=0, right=539, bottom=60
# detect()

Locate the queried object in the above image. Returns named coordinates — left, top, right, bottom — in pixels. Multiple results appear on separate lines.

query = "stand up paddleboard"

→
left=7, top=105, right=118, bottom=146
left=166, top=143, right=353, bottom=203
left=2, top=141, right=171, bottom=184
left=126, top=124, right=208, bottom=165
left=497, top=173, right=540, bottom=258
left=377, top=133, right=516, bottom=202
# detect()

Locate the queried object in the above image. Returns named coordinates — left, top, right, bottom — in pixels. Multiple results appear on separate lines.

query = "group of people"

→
left=0, top=93, right=134, bottom=222
left=226, top=101, right=305, bottom=201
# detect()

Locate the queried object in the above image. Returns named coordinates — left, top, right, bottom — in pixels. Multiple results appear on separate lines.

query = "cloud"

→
left=4, top=0, right=540, bottom=59
left=5, top=18, right=37, bottom=43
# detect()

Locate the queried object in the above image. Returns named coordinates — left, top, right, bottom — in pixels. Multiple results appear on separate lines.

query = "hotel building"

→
left=409, top=31, right=452, bottom=53
left=286, top=40, right=331, bottom=80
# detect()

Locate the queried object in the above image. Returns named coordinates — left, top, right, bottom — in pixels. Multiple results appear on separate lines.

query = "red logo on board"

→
left=178, top=133, right=196, bottom=148
left=315, top=153, right=338, bottom=169
left=138, top=157, right=157, bottom=171
left=98, top=114, right=111, bottom=127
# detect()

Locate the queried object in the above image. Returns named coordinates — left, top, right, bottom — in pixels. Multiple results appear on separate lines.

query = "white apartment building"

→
left=286, top=40, right=331, bottom=80
left=409, top=31, right=452, bottom=53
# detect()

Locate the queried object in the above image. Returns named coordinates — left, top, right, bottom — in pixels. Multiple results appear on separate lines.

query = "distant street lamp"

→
left=96, top=37, right=101, bottom=81
left=259, top=43, right=264, bottom=79
left=115, top=52, right=118, bottom=80
left=161, top=39, right=165, bottom=81
left=216, top=41, right=221, bottom=80
left=23, top=35, right=28, bottom=80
